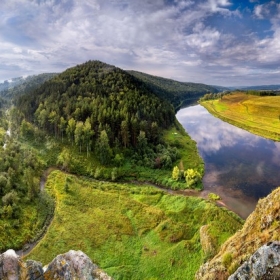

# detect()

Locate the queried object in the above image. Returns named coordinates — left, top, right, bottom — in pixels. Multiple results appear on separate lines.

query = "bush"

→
left=208, top=193, right=220, bottom=201
left=222, top=252, right=233, bottom=268
left=184, top=169, right=202, bottom=189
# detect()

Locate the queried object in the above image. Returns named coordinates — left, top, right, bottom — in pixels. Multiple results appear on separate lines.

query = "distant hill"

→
left=0, top=73, right=57, bottom=101
left=128, top=70, right=219, bottom=110
left=226, top=85, right=280, bottom=91
left=240, top=84, right=280, bottom=91
left=0, top=77, right=27, bottom=92
left=210, top=85, right=231, bottom=92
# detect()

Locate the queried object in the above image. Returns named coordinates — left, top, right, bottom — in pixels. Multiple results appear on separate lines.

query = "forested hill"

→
left=0, top=73, right=57, bottom=101
left=128, top=70, right=219, bottom=110
left=15, top=60, right=175, bottom=153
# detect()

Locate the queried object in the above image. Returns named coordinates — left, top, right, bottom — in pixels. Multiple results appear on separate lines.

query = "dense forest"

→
left=15, top=61, right=178, bottom=167
left=128, top=70, right=219, bottom=110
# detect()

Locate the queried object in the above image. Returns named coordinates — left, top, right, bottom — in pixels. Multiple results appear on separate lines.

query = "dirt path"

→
left=16, top=167, right=58, bottom=258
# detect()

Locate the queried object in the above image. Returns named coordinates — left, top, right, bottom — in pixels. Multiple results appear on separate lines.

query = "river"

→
left=176, top=105, right=280, bottom=219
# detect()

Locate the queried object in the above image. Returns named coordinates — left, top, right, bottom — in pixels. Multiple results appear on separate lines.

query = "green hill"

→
left=16, top=61, right=175, bottom=147
left=128, top=70, right=219, bottom=110
left=14, top=60, right=203, bottom=189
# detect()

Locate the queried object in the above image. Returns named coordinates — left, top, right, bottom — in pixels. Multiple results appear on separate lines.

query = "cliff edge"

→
left=196, top=186, right=280, bottom=279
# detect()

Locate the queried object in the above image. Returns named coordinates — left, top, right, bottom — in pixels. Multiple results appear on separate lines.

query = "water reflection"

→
left=176, top=105, right=280, bottom=218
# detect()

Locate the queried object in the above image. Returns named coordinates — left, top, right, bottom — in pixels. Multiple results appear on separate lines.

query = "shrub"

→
left=172, top=166, right=180, bottom=181
left=208, top=193, right=220, bottom=201
left=184, top=169, right=202, bottom=188
left=222, top=252, right=233, bottom=268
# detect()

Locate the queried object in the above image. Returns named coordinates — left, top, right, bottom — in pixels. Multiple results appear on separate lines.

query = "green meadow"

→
left=201, top=92, right=280, bottom=141
left=27, top=170, right=243, bottom=280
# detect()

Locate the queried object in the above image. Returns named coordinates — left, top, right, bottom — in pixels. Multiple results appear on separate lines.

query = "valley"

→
left=1, top=61, right=280, bottom=279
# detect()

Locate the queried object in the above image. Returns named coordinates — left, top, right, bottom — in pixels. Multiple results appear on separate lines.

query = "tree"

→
left=23, top=167, right=39, bottom=200
left=131, top=117, right=138, bottom=146
left=150, top=121, right=159, bottom=143
left=66, top=118, right=76, bottom=145
left=114, top=153, right=124, bottom=167
left=121, top=120, right=130, bottom=148
left=58, top=116, right=67, bottom=141
left=74, top=121, right=84, bottom=152
left=57, top=148, right=71, bottom=171
left=83, top=117, right=94, bottom=157
left=20, top=119, right=34, bottom=139
left=2, top=190, right=19, bottom=206
left=48, top=110, right=58, bottom=137
left=137, top=130, right=148, bottom=155
left=172, top=166, right=180, bottom=181
left=37, top=108, right=48, bottom=129
left=96, top=130, right=112, bottom=165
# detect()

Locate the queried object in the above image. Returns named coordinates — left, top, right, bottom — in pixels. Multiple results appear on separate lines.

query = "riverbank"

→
left=200, top=92, right=280, bottom=141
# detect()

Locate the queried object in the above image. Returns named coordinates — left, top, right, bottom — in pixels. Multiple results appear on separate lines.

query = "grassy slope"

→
left=27, top=170, right=242, bottom=280
left=201, top=92, right=280, bottom=141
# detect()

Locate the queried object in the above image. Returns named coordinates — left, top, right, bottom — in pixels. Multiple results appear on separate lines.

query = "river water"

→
left=176, top=105, right=280, bottom=219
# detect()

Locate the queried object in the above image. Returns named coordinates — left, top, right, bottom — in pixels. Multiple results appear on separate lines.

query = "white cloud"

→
left=0, top=0, right=279, bottom=86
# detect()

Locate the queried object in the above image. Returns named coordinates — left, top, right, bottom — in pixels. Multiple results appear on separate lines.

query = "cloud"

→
left=0, top=0, right=279, bottom=86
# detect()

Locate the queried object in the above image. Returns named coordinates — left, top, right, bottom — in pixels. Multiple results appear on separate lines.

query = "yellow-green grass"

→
left=27, top=170, right=243, bottom=280
left=201, top=92, right=280, bottom=141
left=0, top=199, right=50, bottom=251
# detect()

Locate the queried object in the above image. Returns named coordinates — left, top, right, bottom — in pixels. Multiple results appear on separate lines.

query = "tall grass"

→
left=27, top=170, right=243, bottom=279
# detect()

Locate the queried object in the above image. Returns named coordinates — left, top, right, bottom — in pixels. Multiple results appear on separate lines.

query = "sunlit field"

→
left=202, top=92, right=280, bottom=141
left=27, top=170, right=242, bottom=280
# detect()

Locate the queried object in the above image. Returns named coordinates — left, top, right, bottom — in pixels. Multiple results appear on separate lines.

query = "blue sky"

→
left=1, top=0, right=280, bottom=86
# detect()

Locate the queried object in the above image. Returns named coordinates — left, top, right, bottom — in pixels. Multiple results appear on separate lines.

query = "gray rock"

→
left=43, top=250, right=112, bottom=280
left=0, top=249, right=20, bottom=280
left=229, top=241, right=280, bottom=280
left=25, top=260, right=44, bottom=280
left=0, top=249, right=112, bottom=280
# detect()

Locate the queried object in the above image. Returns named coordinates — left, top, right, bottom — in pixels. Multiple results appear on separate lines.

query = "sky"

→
left=1, top=0, right=280, bottom=86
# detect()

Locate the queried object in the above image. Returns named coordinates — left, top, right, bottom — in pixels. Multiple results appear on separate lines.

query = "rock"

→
left=229, top=241, right=280, bottom=279
left=44, top=250, right=99, bottom=279
left=0, top=249, right=20, bottom=280
left=24, top=260, right=44, bottom=280
left=0, top=249, right=112, bottom=280
left=196, top=187, right=280, bottom=280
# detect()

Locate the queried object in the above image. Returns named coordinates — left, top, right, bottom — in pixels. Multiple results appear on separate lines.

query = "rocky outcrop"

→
left=196, top=186, right=280, bottom=280
left=0, top=249, right=21, bottom=280
left=0, top=249, right=112, bottom=280
left=229, top=241, right=280, bottom=279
